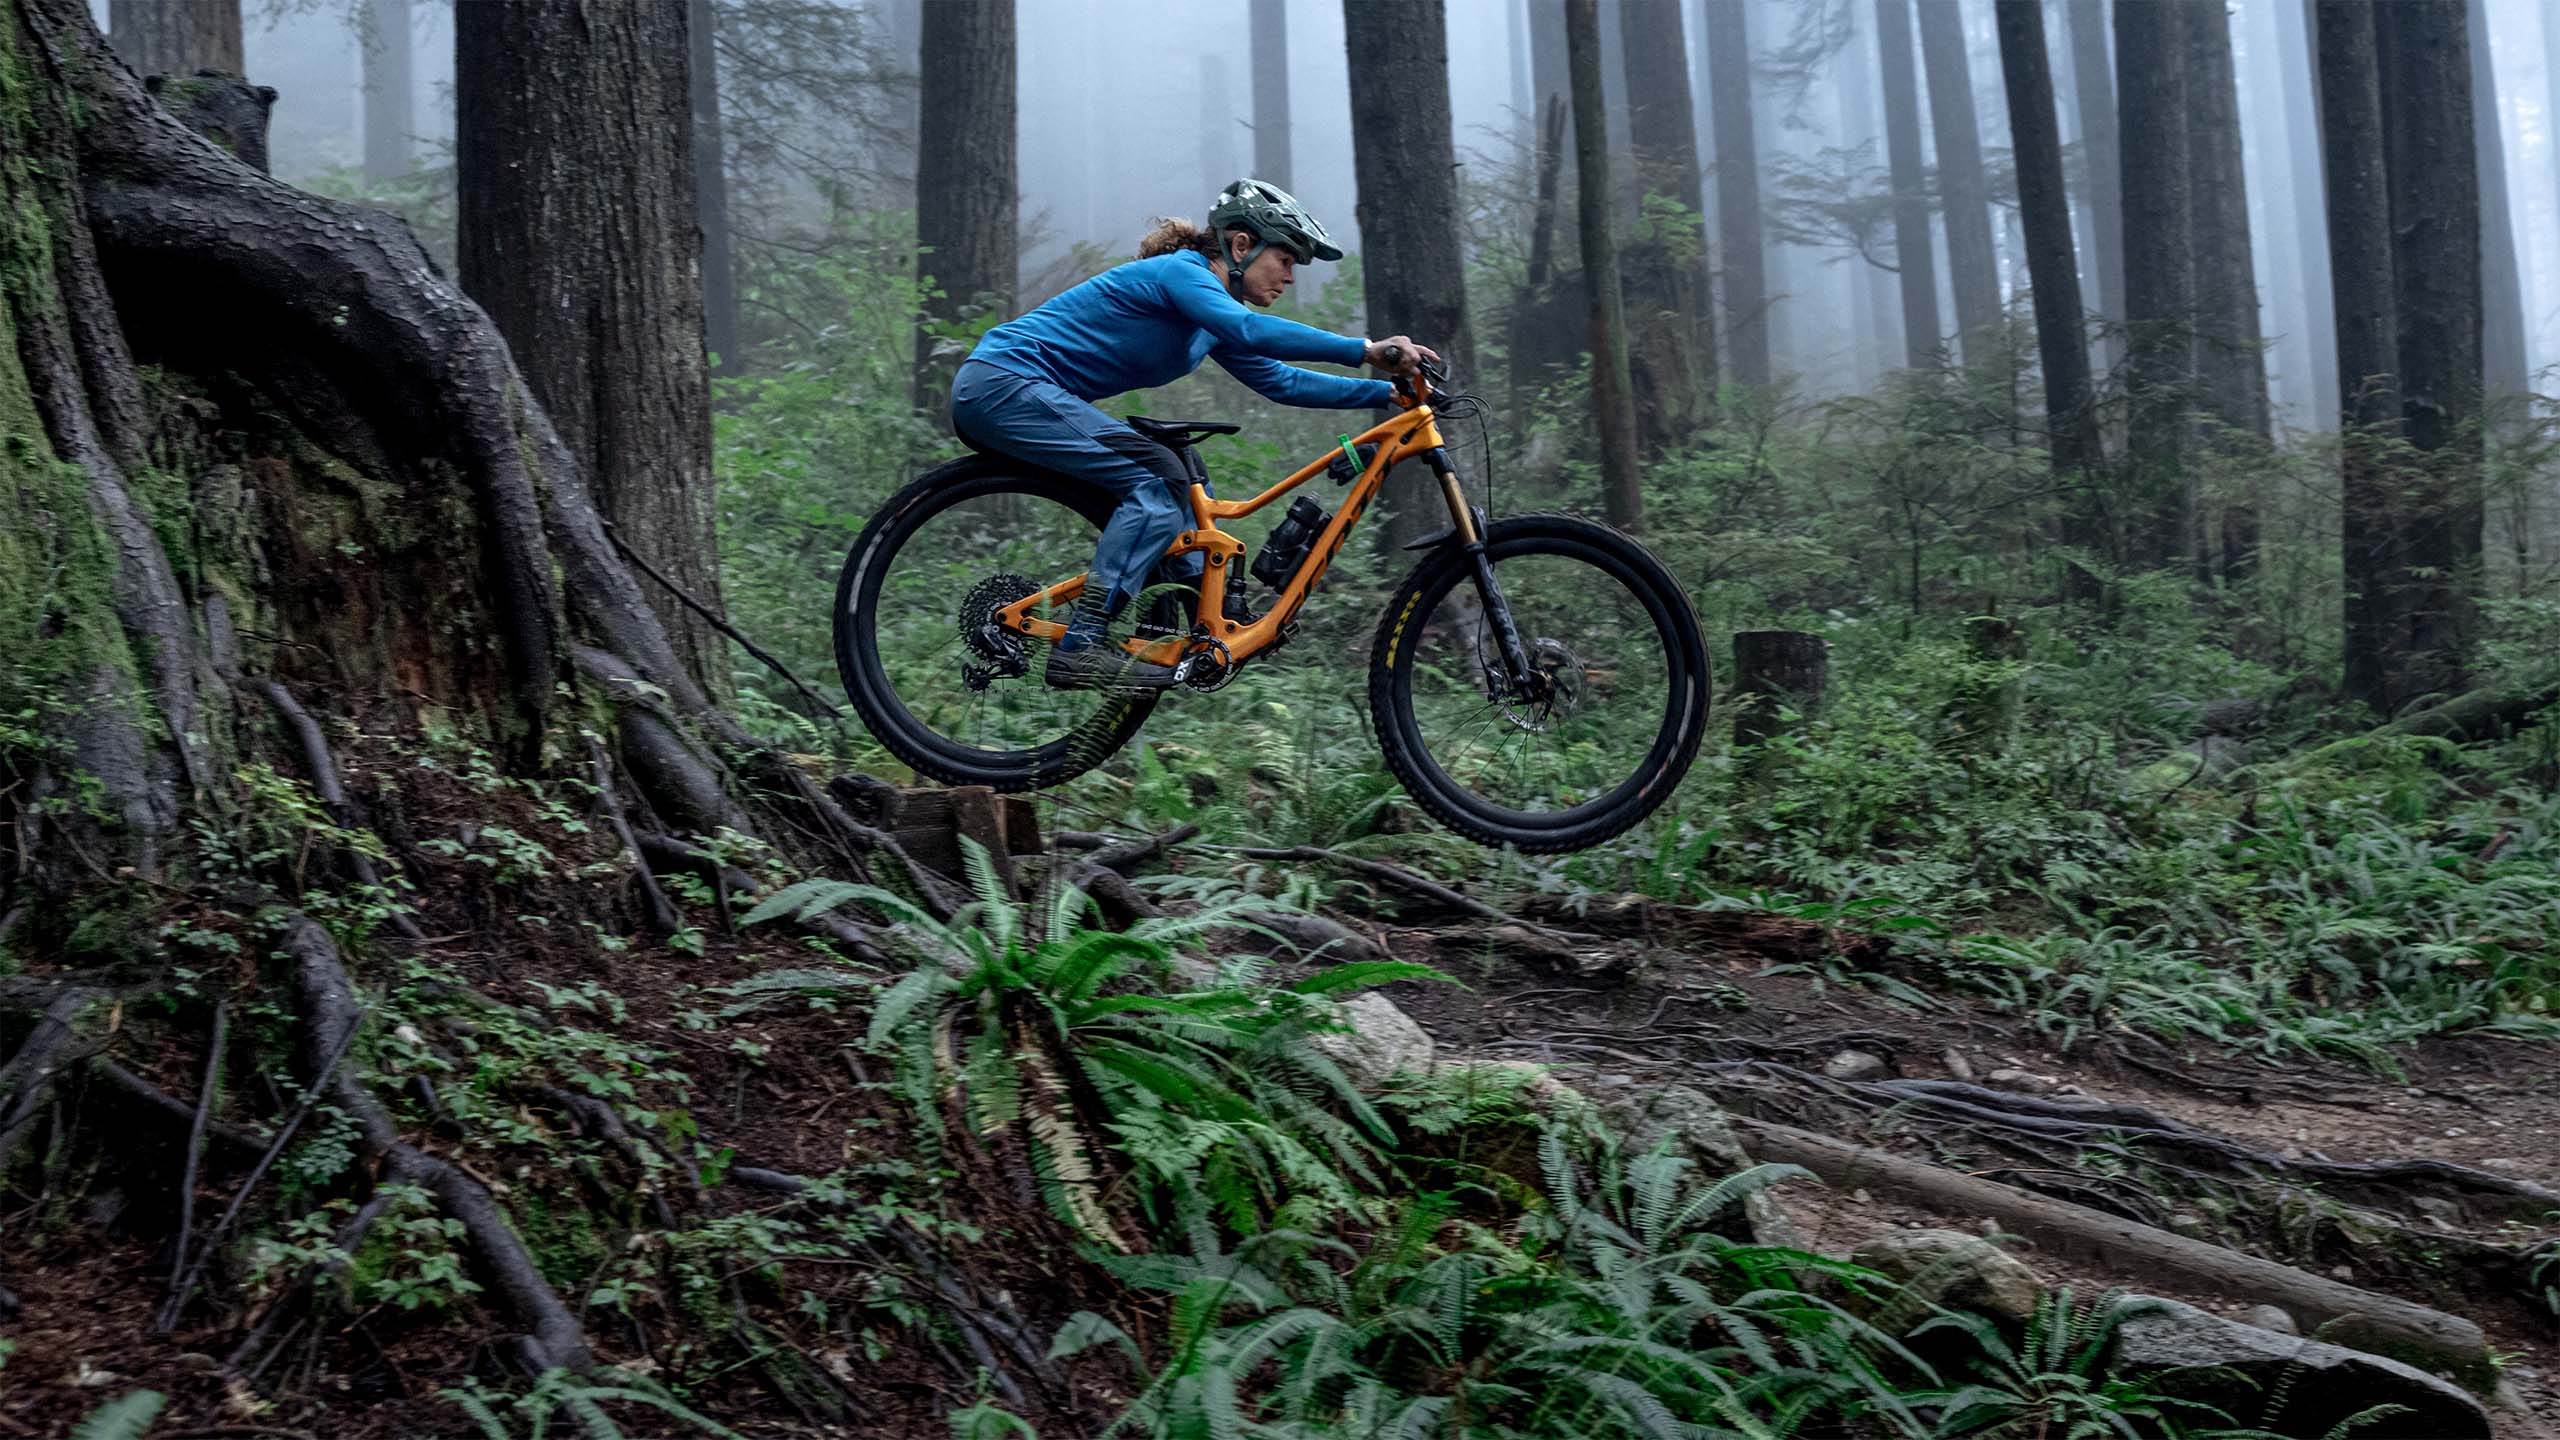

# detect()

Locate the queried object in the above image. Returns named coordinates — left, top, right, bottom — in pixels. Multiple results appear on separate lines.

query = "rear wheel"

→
left=1368, top=515, right=1708, bottom=852
left=833, top=459, right=1177, bottom=791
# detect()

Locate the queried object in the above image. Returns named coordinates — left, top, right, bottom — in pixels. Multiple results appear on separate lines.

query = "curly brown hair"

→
left=1138, top=217, right=1232, bottom=260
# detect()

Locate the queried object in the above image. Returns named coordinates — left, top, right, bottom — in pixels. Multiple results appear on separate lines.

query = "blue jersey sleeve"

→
left=1213, top=349, right=1395, bottom=410
left=1155, top=258, right=1370, bottom=368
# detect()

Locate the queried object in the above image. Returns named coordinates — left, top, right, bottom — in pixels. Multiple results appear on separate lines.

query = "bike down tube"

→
left=989, top=408, right=1441, bottom=668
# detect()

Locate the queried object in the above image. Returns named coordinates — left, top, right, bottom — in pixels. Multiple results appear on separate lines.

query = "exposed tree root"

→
left=258, top=682, right=427, bottom=943
left=582, top=736, right=682, bottom=936
left=276, top=916, right=595, bottom=1372
left=0, top=985, right=104, bottom=1172
left=89, top=1057, right=270, bottom=1156
left=1735, top=1115, right=2494, bottom=1377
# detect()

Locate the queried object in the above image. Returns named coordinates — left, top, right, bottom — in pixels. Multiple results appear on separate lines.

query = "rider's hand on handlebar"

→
left=1363, top=336, right=1441, bottom=376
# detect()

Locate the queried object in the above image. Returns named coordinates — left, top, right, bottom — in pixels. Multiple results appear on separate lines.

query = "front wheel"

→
left=1369, top=515, right=1709, bottom=852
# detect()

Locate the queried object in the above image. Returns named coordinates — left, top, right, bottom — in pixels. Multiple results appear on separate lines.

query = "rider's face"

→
left=1233, top=244, right=1297, bottom=306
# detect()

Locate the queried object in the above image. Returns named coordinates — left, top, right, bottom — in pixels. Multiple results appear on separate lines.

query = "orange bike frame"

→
left=991, top=382, right=1474, bottom=667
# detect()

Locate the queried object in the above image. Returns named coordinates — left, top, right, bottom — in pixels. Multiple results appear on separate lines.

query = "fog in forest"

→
left=174, top=0, right=2560, bottom=426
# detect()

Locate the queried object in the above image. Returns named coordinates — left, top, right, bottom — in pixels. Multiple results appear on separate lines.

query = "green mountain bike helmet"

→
left=1207, top=178, right=1345, bottom=282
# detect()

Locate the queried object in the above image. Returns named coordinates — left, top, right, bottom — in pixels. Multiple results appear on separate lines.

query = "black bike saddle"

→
left=1124, top=415, right=1242, bottom=449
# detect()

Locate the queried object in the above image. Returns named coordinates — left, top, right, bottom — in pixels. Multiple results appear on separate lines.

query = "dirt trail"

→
left=1376, top=899, right=2560, bottom=1436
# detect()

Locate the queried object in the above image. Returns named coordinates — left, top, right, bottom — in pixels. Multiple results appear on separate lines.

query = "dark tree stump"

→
left=1948, top=616, right=2028, bottom=754
left=1732, top=630, right=1829, bottom=751
left=892, top=787, right=1043, bottom=900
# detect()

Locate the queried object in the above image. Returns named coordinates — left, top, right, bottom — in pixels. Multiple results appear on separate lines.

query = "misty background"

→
left=125, top=0, right=2560, bottom=427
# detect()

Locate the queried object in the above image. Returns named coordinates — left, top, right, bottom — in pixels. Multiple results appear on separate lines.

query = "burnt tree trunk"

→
left=108, top=0, right=238, bottom=76
left=1916, top=0, right=2002, bottom=360
left=912, top=0, right=1017, bottom=405
left=1705, top=0, right=1769, bottom=387
left=2373, top=0, right=2481, bottom=704
left=1993, top=0, right=2102, bottom=502
left=1566, top=0, right=1642, bottom=530
left=2316, top=0, right=2402, bottom=713
left=359, top=0, right=408, bottom=182
left=1876, top=0, right=1942, bottom=367
left=2063, top=0, right=2123, bottom=366
left=1621, top=0, right=1716, bottom=446
left=1346, top=0, right=1479, bottom=548
left=690, top=0, right=739, bottom=373
left=2180, top=0, right=2266, bottom=585
left=1251, top=0, right=1291, bottom=189
left=2114, top=0, right=2194, bottom=572
left=456, top=0, right=725, bottom=693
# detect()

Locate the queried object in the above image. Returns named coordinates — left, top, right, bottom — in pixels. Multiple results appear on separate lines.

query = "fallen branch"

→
left=1055, top=823, right=1199, bottom=873
left=584, top=735, right=682, bottom=935
left=0, top=985, right=104, bottom=1172
left=1734, top=1116, right=2491, bottom=1377
left=89, top=1058, right=270, bottom=1156
left=1213, top=843, right=1540, bottom=933
left=163, top=998, right=228, bottom=1324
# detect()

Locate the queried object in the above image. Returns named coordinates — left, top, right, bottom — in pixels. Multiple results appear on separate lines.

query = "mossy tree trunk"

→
left=0, top=0, right=929, bottom=1386
left=108, top=0, right=238, bottom=76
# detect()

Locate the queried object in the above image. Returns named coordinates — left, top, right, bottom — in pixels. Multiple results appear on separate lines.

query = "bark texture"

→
left=456, top=0, right=725, bottom=692
left=1566, top=0, right=1642, bottom=530
left=2182, top=0, right=2268, bottom=447
left=2372, top=0, right=2481, bottom=704
left=2314, top=0, right=2403, bottom=713
left=1251, top=0, right=1291, bottom=189
left=1875, top=0, right=1941, bottom=367
left=1345, top=0, right=1479, bottom=545
left=691, top=0, right=739, bottom=372
left=107, top=0, right=238, bottom=76
left=1993, top=0, right=2100, bottom=491
left=1705, top=0, right=1769, bottom=386
left=1620, top=0, right=1716, bottom=444
left=359, top=0, right=409, bottom=182
left=2062, top=0, right=2122, bottom=353
left=2113, top=0, right=2194, bottom=571
left=912, top=0, right=1018, bottom=402
left=1916, top=0, right=2002, bottom=359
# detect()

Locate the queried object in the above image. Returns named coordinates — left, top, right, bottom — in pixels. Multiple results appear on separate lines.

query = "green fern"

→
left=71, top=1392, right=165, bottom=1440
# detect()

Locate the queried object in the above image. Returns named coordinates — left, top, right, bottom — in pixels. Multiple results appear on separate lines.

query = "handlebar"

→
left=1375, top=344, right=1451, bottom=405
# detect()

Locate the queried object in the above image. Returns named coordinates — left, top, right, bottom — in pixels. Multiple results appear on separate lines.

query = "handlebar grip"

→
left=1376, top=343, right=1407, bottom=369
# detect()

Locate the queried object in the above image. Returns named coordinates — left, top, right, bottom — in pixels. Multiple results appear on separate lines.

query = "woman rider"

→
left=951, top=179, right=1439, bottom=690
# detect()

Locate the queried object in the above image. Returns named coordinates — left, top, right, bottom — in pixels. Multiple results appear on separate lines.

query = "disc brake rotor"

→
left=1501, top=637, right=1586, bottom=731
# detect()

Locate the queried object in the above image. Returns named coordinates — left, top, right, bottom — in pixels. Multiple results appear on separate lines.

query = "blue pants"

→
left=949, top=361, right=1203, bottom=616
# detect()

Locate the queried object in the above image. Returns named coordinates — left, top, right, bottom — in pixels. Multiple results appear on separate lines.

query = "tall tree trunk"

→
left=2062, top=0, right=2122, bottom=366
left=2114, top=0, right=2194, bottom=571
left=456, top=0, right=724, bottom=691
left=1621, top=0, right=1717, bottom=443
left=1706, top=0, right=1769, bottom=386
left=1916, top=0, right=2002, bottom=359
left=1566, top=0, right=1642, bottom=530
left=1531, top=0, right=1576, bottom=222
left=1600, top=0, right=1632, bottom=168
left=2466, top=0, right=2525, bottom=405
left=1994, top=0, right=2101, bottom=495
left=2374, top=0, right=2481, bottom=700
left=689, top=0, right=737, bottom=374
left=359, top=0, right=408, bottom=182
left=1875, top=0, right=1941, bottom=367
left=2180, top=0, right=2267, bottom=583
left=108, top=0, right=239, bottom=75
left=2472, top=0, right=2528, bottom=591
left=1840, top=12, right=1902, bottom=371
left=1252, top=0, right=1292, bottom=189
left=2317, top=0, right=2404, bottom=712
left=1345, top=0, right=1479, bottom=547
left=911, top=0, right=1017, bottom=406
left=2273, top=0, right=2339, bottom=432
left=2183, top=0, right=2266, bottom=444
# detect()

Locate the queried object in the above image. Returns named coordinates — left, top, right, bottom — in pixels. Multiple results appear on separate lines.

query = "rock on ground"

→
left=1308, top=992, right=1435, bottom=1087
left=1849, top=1227, right=2042, bottom=1323
left=1602, top=1084, right=1798, bottom=1246
left=2110, top=1297, right=2489, bottom=1439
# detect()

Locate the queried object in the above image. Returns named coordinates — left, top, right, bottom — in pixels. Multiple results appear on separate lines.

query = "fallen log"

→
left=1734, top=1116, right=2492, bottom=1381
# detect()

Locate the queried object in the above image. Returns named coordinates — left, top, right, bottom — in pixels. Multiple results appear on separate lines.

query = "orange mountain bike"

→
left=833, top=357, right=1709, bottom=852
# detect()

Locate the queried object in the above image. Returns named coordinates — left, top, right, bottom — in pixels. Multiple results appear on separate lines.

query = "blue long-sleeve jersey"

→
left=966, top=252, right=1392, bottom=410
